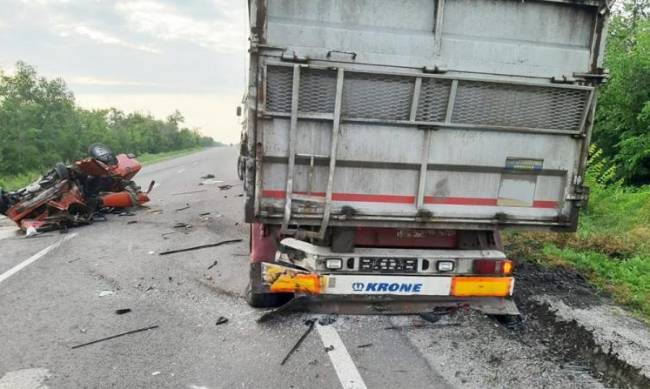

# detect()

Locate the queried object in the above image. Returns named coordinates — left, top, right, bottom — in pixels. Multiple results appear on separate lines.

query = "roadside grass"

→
left=504, top=184, right=650, bottom=323
left=0, top=147, right=207, bottom=191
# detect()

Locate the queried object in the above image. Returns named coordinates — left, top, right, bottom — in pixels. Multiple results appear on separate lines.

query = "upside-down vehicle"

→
left=0, top=144, right=152, bottom=232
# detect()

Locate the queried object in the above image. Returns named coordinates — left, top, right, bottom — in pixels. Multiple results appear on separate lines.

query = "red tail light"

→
left=473, top=259, right=513, bottom=275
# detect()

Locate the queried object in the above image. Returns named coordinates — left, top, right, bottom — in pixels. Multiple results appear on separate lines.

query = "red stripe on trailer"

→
left=261, top=190, right=557, bottom=209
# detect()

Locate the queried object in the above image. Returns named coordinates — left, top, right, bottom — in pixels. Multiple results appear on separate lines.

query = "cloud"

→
left=57, top=24, right=160, bottom=54
left=115, top=1, right=246, bottom=52
left=68, top=76, right=161, bottom=87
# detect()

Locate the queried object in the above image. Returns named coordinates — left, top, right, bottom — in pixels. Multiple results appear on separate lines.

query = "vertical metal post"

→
left=416, top=129, right=432, bottom=209
left=281, top=65, right=301, bottom=233
left=434, top=0, right=446, bottom=55
left=318, top=68, right=345, bottom=240
left=308, top=155, right=315, bottom=195
left=445, top=79, right=458, bottom=123
left=410, top=77, right=422, bottom=122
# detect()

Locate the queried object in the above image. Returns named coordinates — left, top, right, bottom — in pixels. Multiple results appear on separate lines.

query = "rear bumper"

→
left=256, top=262, right=514, bottom=298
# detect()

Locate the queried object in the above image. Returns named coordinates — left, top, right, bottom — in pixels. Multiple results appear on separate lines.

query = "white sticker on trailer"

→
left=324, top=275, right=452, bottom=296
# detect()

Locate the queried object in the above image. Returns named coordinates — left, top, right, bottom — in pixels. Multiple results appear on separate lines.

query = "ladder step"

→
left=291, top=193, right=326, bottom=203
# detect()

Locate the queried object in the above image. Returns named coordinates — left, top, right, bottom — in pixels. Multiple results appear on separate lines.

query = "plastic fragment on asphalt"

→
left=98, top=291, right=114, bottom=297
left=70, top=325, right=159, bottom=349
left=215, top=317, right=228, bottom=325
left=151, top=371, right=160, bottom=376
left=280, top=319, right=316, bottom=365
left=115, top=308, right=131, bottom=315
left=158, top=239, right=242, bottom=256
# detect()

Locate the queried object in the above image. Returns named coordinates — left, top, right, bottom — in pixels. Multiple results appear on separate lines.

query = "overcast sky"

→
left=0, top=0, right=248, bottom=143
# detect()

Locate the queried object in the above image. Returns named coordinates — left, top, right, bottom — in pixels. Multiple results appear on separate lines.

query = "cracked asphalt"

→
left=1, top=147, right=647, bottom=389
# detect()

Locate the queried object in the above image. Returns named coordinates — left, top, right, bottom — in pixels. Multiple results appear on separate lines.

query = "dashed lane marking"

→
left=0, top=233, right=77, bottom=285
left=316, top=323, right=368, bottom=389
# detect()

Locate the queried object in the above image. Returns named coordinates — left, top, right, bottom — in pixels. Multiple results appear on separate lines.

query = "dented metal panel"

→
left=243, top=0, right=610, bottom=232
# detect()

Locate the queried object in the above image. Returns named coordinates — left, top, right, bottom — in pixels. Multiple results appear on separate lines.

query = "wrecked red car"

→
left=0, top=143, right=152, bottom=232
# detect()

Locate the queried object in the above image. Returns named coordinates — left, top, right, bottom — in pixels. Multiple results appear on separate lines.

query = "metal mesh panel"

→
left=342, top=73, right=415, bottom=121
left=299, top=69, right=337, bottom=113
left=266, top=66, right=293, bottom=113
left=451, top=81, right=589, bottom=131
left=416, top=78, right=452, bottom=122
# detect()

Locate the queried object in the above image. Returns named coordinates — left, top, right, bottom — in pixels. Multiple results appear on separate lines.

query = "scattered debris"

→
left=67, top=257, right=82, bottom=264
left=70, top=325, right=159, bottom=349
left=126, top=220, right=138, bottom=225
left=0, top=143, right=152, bottom=232
left=174, top=204, right=190, bottom=212
left=146, top=208, right=163, bottom=214
left=115, top=309, right=131, bottom=315
left=215, top=317, right=229, bottom=325
left=324, top=345, right=334, bottom=352
left=148, top=251, right=155, bottom=255
left=118, top=211, right=135, bottom=217
left=172, top=190, right=207, bottom=196
left=25, top=226, right=39, bottom=238
left=218, top=185, right=233, bottom=191
left=281, top=319, right=316, bottom=365
left=357, top=343, right=373, bottom=349
left=98, top=291, right=114, bottom=297
left=318, top=316, right=337, bottom=326
left=419, top=312, right=442, bottom=324
left=199, top=212, right=211, bottom=216
left=207, top=260, right=218, bottom=270
left=151, top=371, right=161, bottom=376
left=172, top=223, right=192, bottom=229
left=158, top=239, right=243, bottom=256
left=200, top=174, right=215, bottom=179
left=237, top=194, right=244, bottom=197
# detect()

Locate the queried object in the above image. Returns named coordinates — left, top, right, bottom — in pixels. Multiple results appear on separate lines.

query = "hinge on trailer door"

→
left=566, top=185, right=590, bottom=208
left=550, top=75, right=577, bottom=84
left=281, top=51, right=309, bottom=64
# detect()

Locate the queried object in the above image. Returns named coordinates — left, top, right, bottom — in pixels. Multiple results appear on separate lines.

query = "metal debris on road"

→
left=158, top=239, right=243, bottom=256
left=174, top=204, right=190, bottom=212
left=207, top=260, right=218, bottom=270
left=218, top=184, right=233, bottom=190
left=200, top=174, right=215, bottom=179
left=115, top=309, right=131, bottom=315
left=215, top=317, right=228, bottom=325
left=172, top=223, right=192, bottom=229
left=70, top=325, right=159, bottom=349
left=171, top=190, right=207, bottom=196
left=357, top=343, right=373, bottom=348
left=280, top=319, right=316, bottom=366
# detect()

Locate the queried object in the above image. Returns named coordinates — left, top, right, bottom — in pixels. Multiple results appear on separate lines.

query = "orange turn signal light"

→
left=450, top=277, right=513, bottom=297
left=269, top=273, right=321, bottom=294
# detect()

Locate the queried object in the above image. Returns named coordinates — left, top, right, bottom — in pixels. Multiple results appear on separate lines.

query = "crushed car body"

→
left=0, top=143, right=152, bottom=232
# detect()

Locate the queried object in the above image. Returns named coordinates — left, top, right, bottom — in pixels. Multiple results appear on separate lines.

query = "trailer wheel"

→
left=245, top=282, right=293, bottom=308
left=246, top=262, right=293, bottom=308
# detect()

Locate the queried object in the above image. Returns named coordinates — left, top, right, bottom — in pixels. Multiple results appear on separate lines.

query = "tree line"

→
left=593, top=0, right=650, bottom=185
left=0, top=62, right=218, bottom=177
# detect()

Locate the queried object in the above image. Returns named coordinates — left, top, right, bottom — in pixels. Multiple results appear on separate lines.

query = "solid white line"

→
left=0, top=233, right=77, bottom=285
left=316, top=323, right=368, bottom=389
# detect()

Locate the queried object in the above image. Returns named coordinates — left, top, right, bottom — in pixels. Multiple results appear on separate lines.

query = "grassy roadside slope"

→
left=505, top=174, right=650, bottom=322
left=0, top=147, right=206, bottom=191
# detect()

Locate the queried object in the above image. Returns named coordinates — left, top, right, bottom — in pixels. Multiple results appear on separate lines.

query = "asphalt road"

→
left=0, top=147, right=634, bottom=389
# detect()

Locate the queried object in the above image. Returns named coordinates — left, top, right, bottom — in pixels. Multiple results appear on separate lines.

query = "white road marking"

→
left=0, top=233, right=77, bottom=285
left=0, top=367, right=50, bottom=389
left=316, top=323, right=367, bottom=389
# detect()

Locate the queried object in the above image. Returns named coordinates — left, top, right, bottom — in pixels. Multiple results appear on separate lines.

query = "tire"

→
left=245, top=262, right=293, bottom=308
left=245, top=282, right=293, bottom=308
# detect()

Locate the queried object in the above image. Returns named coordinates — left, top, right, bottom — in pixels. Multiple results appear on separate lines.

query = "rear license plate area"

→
left=359, top=257, right=417, bottom=273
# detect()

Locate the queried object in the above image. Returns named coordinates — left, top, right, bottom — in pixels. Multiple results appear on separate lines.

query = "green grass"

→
left=504, top=183, right=650, bottom=323
left=0, top=147, right=206, bottom=191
